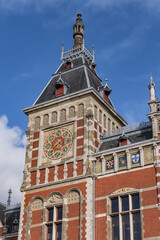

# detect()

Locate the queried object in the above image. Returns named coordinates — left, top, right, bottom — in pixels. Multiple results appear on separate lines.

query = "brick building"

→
left=18, top=14, right=160, bottom=240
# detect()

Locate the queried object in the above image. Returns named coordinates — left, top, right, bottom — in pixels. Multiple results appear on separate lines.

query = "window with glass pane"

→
left=46, top=206, right=63, bottom=240
left=47, top=225, right=53, bottom=240
left=111, top=193, right=141, bottom=240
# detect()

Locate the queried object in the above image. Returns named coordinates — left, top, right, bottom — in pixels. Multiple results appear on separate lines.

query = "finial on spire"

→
left=73, top=13, right=84, bottom=48
left=61, top=42, right=64, bottom=59
left=92, top=45, right=95, bottom=63
left=148, top=73, right=155, bottom=101
left=104, top=78, right=108, bottom=88
left=7, top=188, right=12, bottom=206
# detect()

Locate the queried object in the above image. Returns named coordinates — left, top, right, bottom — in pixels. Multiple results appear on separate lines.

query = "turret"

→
left=147, top=75, right=160, bottom=138
left=148, top=75, right=156, bottom=101
left=73, top=13, right=84, bottom=48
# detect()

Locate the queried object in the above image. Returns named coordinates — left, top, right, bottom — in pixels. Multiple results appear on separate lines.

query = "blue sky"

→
left=0, top=0, right=160, bottom=203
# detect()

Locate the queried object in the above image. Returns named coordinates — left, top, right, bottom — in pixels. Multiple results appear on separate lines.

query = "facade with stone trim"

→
left=18, top=14, right=160, bottom=240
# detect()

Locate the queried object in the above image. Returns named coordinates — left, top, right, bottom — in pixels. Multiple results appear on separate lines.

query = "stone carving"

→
left=112, top=188, right=136, bottom=195
left=48, top=193, right=62, bottom=204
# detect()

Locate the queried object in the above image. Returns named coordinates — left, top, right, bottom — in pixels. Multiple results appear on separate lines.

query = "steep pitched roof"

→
left=34, top=56, right=112, bottom=107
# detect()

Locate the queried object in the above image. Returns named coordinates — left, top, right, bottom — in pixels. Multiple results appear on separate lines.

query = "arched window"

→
left=94, top=105, right=97, bottom=120
left=51, top=111, right=57, bottom=123
left=46, top=193, right=63, bottom=240
left=103, top=114, right=106, bottom=129
left=35, top=116, right=40, bottom=130
left=60, top=109, right=66, bottom=122
left=78, top=104, right=84, bottom=117
left=108, top=118, right=111, bottom=132
left=99, top=110, right=102, bottom=124
left=69, top=106, right=75, bottom=118
left=43, top=114, right=49, bottom=127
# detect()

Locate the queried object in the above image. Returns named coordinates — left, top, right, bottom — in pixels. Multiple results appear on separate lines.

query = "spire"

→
left=61, top=42, right=64, bottom=59
left=7, top=188, right=12, bottom=206
left=73, top=13, right=84, bottom=48
left=148, top=74, right=156, bottom=101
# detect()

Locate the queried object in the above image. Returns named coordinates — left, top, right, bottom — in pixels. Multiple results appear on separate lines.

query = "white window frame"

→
left=46, top=204, right=63, bottom=240
left=109, top=191, right=142, bottom=240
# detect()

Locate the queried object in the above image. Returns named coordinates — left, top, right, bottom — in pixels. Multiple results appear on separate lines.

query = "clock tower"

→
left=18, top=14, right=126, bottom=240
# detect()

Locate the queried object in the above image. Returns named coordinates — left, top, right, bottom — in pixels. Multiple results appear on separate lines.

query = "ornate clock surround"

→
left=43, top=123, right=74, bottom=162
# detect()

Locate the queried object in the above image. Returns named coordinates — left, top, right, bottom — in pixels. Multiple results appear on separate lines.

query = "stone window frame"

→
left=35, top=116, right=41, bottom=130
left=45, top=193, right=64, bottom=240
left=51, top=111, right=58, bottom=123
left=78, top=103, right=84, bottom=118
left=69, top=106, right=75, bottom=118
left=60, top=109, right=66, bottom=122
left=94, top=105, right=98, bottom=120
left=108, top=191, right=142, bottom=240
left=43, top=114, right=49, bottom=128
left=99, top=109, right=102, bottom=124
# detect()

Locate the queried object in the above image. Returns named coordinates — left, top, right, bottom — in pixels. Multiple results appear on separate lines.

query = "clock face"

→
left=43, top=127, right=73, bottom=160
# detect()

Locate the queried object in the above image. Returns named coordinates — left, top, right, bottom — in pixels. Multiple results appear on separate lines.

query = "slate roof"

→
left=98, top=124, right=153, bottom=152
left=34, top=56, right=113, bottom=107
left=0, top=203, right=6, bottom=225
left=5, top=205, right=20, bottom=234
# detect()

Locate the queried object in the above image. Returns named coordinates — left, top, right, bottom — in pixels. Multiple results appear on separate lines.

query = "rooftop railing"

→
left=103, top=121, right=152, bottom=138
left=61, top=44, right=94, bottom=62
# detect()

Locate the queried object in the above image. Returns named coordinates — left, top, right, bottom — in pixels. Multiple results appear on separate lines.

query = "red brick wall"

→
left=68, top=202, right=79, bottom=218
left=142, top=189, right=157, bottom=206
left=30, top=226, right=41, bottom=240
left=77, top=128, right=83, bottom=137
left=58, top=165, right=64, bottom=180
left=95, top=199, right=106, bottom=215
left=21, top=182, right=87, bottom=240
left=96, top=167, right=156, bottom=198
left=31, top=210, right=42, bottom=224
left=31, top=159, right=37, bottom=168
left=32, top=150, right=38, bottom=158
left=143, top=208, right=160, bottom=238
left=48, top=167, right=54, bottom=182
left=95, top=166, right=160, bottom=239
left=33, top=132, right=39, bottom=139
left=77, top=161, right=83, bottom=175
left=67, top=163, right=73, bottom=178
left=31, top=171, right=37, bottom=186
left=76, top=148, right=83, bottom=156
left=77, top=119, right=84, bottom=127
left=95, top=217, right=107, bottom=240
left=33, top=141, right=39, bottom=148
left=39, top=169, right=45, bottom=184
left=77, top=138, right=83, bottom=146
left=67, top=220, right=79, bottom=240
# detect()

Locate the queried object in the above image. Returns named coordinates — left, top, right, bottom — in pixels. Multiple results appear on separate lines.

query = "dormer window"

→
left=56, top=84, right=64, bottom=97
left=66, top=61, right=72, bottom=70
left=91, top=64, right=95, bottom=72
left=119, top=138, right=127, bottom=146
left=103, top=90, right=109, bottom=102
left=119, top=133, right=132, bottom=147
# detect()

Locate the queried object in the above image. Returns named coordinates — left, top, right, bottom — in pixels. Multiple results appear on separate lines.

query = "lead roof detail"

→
left=98, top=122, right=153, bottom=152
left=34, top=55, right=114, bottom=108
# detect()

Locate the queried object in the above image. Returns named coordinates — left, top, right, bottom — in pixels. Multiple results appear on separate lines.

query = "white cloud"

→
left=0, top=115, right=26, bottom=205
